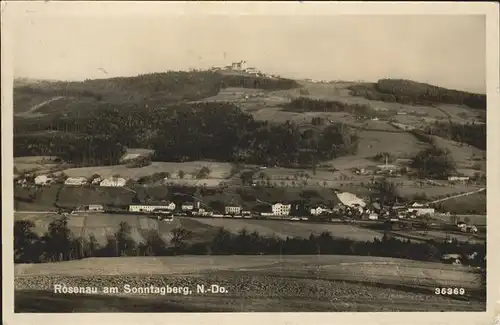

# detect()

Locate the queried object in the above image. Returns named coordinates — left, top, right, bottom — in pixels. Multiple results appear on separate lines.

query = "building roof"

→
left=336, top=192, right=366, bottom=208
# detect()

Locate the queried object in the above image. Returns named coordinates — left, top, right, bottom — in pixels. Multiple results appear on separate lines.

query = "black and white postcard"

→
left=2, top=2, right=499, bottom=325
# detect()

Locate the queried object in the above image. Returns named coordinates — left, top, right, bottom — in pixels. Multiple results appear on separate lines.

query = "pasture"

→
left=61, top=161, right=233, bottom=180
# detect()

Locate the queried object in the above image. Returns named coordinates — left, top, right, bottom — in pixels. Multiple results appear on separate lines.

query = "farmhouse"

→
left=272, top=203, right=292, bottom=216
left=64, top=177, right=87, bottom=186
left=225, top=205, right=242, bottom=215
left=100, top=177, right=126, bottom=187
left=34, top=175, right=52, bottom=186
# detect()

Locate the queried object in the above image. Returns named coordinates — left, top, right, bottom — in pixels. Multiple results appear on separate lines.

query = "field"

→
left=14, top=213, right=219, bottom=246
left=14, top=156, right=61, bottom=174
left=61, top=161, right=233, bottom=181
left=431, top=136, right=485, bottom=170
left=15, top=212, right=385, bottom=245
left=14, top=255, right=485, bottom=312
left=354, top=130, right=428, bottom=158
left=432, top=192, right=487, bottom=215
left=191, top=217, right=383, bottom=242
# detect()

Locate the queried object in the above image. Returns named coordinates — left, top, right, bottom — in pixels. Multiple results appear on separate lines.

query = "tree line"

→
left=348, top=79, right=486, bottom=110
left=15, top=102, right=359, bottom=168
left=421, top=121, right=486, bottom=151
left=282, top=97, right=381, bottom=118
left=15, top=217, right=485, bottom=269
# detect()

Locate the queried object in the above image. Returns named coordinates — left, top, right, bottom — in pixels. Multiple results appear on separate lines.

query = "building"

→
left=91, top=177, right=102, bottom=185
left=336, top=192, right=366, bottom=208
left=100, top=177, right=126, bottom=187
left=34, top=175, right=52, bottom=186
left=406, top=202, right=435, bottom=216
left=310, top=207, right=329, bottom=216
left=64, top=177, right=87, bottom=186
left=88, top=204, right=104, bottom=212
left=272, top=203, right=291, bottom=216
left=245, top=67, right=259, bottom=74
left=231, top=60, right=247, bottom=71
left=448, top=176, right=470, bottom=182
left=129, top=204, right=175, bottom=213
left=181, top=203, right=195, bottom=211
left=225, top=205, right=242, bottom=215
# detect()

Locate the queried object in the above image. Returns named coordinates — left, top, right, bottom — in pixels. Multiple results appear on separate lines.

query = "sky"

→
left=12, top=10, right=486, bottom=93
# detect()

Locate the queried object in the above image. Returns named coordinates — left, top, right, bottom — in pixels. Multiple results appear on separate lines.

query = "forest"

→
left=348, top=79, right=486, bottom=110
left=421, top=121, right=486, bottom=150
left=15, top=102, right=359, bottom=168
left=282, top=97, right=381, bottom=118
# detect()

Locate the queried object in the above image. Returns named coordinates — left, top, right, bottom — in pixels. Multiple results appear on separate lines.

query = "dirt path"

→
left=15, top=96, right=65, bottom=117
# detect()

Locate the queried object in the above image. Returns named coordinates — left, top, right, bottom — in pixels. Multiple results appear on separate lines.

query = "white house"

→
left=272, top=203, right=291, bottom=216
left=407, top=202, right=435, bottom=216
left=100, top=177, right=126, bottom=187
left=181, top=203, right=195, bottom=211
left=34, top=175, right=52, bottom=186
left=310, top=207, right=329, bottom=216
left=129, top=204, right=175, bottom=213
left=91, top=177, right=102, bottom=185
left=448, top=176, right=470, bottom=182
left=245, top=67, right=259, bottom=74
left=231, top=60, right=247, bottom=71
left=368, top=213, right=379, bottom=220
left=225, top=205, right=242, bottom=215
left=64, top=177, right=87, bottom=186
left=88, top=204, right=104, bottom=212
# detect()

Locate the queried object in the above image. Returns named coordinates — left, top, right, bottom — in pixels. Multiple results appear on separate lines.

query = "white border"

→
left=2, top=2, right=499, bottom=325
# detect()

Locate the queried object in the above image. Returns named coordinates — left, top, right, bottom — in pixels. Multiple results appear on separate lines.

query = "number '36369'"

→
left=435, top=288, right=465, bottom=295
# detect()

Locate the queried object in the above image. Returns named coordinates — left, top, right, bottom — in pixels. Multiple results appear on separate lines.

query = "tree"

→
left=196, top=166, right=211, bottom=179
left=371, top=179, right=399, bottom=205
left=411, top=147, right=456, bottom=179
left=41, top=216, right=73, bottom=262
left=210, top=227, right=233, bottom=254
left=14, top=220, right=41, bottom=263
left=208, top=200, right=225, bottom=213
left=170, top=227, right=192, bottom=253
left=239, top=170, right=255, bottom=186
left=178, top=170, right=185, bottom=179
left=115, top=221, right=137, bottom=256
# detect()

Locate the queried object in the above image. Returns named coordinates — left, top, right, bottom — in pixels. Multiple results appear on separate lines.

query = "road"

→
left=429, top=188, right=485, bottom=204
